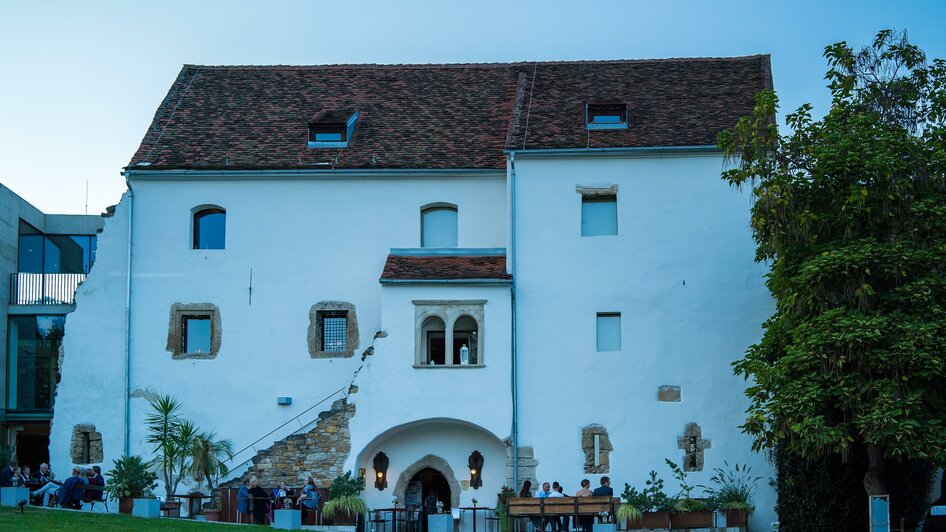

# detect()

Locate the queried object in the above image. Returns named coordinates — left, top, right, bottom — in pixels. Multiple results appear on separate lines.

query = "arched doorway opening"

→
left=407, top=467, right=452, bottom=524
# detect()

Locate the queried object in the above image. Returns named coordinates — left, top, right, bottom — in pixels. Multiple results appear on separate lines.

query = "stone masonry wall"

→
left=224, top=398, right=355, bottom=488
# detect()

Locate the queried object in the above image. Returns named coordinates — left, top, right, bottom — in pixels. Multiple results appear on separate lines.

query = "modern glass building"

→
left=0, top=183, right=104, bottom=468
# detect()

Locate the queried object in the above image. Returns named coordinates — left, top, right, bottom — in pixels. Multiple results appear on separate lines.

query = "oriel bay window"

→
left=6, top=315, right=65, bottom=411
left=413, top=300, right=485, bottom=367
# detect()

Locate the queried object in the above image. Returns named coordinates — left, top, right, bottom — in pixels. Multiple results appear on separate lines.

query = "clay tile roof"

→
left=128, top=56, right=771, bottom=171
left=380, top=254, right=511, bottom=283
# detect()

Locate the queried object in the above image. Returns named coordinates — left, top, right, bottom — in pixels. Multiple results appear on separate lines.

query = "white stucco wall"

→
left=51, top=175, right=508, bottom=499
left=512, top=153, right=776, bottom=529
left=50, top=193, right=130, bottom=475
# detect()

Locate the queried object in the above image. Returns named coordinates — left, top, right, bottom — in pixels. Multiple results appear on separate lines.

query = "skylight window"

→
left=586, top=102, right=628, bottom=130
left=307, top=110, right=358, bottom=148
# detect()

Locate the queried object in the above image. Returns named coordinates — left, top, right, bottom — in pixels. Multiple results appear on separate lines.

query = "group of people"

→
left=518, top=476, right=614, bottom=532
left=237, top=475, right=320, bottom=525
left=0, top=461, right=105, bottom=509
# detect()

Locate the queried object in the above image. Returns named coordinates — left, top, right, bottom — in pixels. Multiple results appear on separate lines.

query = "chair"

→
left=370, top=509, right=388, bottom=532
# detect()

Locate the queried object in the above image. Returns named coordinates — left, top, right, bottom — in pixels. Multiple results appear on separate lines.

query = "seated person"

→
left=31, top=463, right=59, bottom=506
left=85, top=466, right=105, bottom=502
left=0, top=461, right=16, bottom=487
left=271, top=481, right=289, bottom=510
left=298, top=477, right=319, bottom=524
left=56, top=467, right=87, bottom=509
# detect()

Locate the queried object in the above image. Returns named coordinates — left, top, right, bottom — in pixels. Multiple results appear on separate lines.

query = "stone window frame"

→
left=70, top=424, right=103, bottom=465
left=308, top=301, right=359, bottom=358
left=166, top=303, right=222, bottom=360
left=413, top=300, right=485, bottom=368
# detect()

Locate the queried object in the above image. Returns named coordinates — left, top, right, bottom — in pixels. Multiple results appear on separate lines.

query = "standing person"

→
left=248, top=475, right=269, bottom=525
left=575, top=479, right=594, bottom=532
left=237, top=478, right=250, bottom=523
left=298, top=476, right=319, bottom=525
left=536, top=483, right=553, bottom=531
left=518, top=480, right=533, bottom=498
left=592, top=477, right=612, bottom=497
left=32, top=463, right=59, bottom=506
left=592, top=477, right=613, bottom=524
left=0, top=460, right=16, bottom=487
left=548, top=483, right=566, bottom=531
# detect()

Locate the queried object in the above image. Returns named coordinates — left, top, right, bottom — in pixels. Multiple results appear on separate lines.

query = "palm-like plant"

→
left=146, top=395, right=183, bottom=500
left=189, top=431, right=234, bottom=507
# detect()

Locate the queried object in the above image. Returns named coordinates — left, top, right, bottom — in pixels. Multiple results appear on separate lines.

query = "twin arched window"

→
left=421, top=204, right=457, bottom=248
left=420, top=313, right=480, bottom=366
left=193, top=207, right=226, bottom=249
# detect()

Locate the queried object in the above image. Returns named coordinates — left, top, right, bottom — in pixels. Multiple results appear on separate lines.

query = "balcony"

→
left=9, top=272, right=87, bottom=305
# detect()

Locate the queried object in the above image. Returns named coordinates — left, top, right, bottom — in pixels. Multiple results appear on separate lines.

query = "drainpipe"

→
left=509, top=153, right=519, bottom=490
left=123, top=174, right=135, bottom=457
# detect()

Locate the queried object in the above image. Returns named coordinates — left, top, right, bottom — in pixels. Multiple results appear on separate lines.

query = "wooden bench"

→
left=69, top=483, right=107, bottom=512
left=508, top=496, right=617, bottom=529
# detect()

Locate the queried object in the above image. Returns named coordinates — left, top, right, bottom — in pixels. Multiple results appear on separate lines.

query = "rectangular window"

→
left=182, top=316, right=212, bottom=354
left=309, top=124, right=348, bottom=143
left=596, top=312, right=621, bottom=352
left=581, top=195, right=618, bottom=236
left=319, top=311, right=348, bottom=352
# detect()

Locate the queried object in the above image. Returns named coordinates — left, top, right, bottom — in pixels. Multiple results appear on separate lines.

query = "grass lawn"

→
left=0, top=505, right=245, bottom=531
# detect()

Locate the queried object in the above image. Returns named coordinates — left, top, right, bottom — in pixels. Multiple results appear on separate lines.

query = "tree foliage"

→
left=718, top=29, right=946, bottom=496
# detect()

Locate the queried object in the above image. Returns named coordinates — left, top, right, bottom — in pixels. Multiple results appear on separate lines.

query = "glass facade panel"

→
left=17, top=234, right=44, bottom=273
left=17, top=220, right=97, bottom=274
left=7, top=315, right=65, bottom=411
left=194, top=210, right=226, bottom=249
left=581, top=196, right=618, bottom=236
left=421, top=207, right=458, bottom=248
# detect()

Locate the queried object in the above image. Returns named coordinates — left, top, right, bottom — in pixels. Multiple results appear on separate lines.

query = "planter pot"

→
left=0, top=487, right=30, bottom=507
left=274, top=509, right=303, bottom=530
left=119, top=497, right=135, bottom=514
left=628, top=511, right=671, bottom=529
left=204, top=508, right=222, bottom=522
left=671, top=510, right=713, bottom=528
left=725, top=509, right=749, bottom=527
left=134, top=498, right=161, bottom=518
left=163, top=500, right=182, bottom=518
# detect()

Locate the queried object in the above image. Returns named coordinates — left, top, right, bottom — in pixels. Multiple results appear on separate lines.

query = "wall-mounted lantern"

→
left=468, top=450, right=483, bottom=489
left=374, top=451, right=389, bottom=490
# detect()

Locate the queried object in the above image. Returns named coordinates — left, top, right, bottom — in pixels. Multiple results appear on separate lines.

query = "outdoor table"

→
left=175, top=493, right=208, bottom=518
left=375, top=507, right=411, bottom=532
left=459, top=506, right=494, bottom=532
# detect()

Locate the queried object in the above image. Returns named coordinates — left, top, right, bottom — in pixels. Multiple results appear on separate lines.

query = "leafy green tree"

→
left=718, top=29, right=946, bottom=497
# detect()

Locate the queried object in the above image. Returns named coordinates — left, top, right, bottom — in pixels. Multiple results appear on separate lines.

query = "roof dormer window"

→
left=307, top=109, right=358, bottom=148
left=586, top=101, right=628, bottom=130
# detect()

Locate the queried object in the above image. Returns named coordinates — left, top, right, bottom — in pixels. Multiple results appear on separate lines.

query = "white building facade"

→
left=50, top=57, right=777, bottom=527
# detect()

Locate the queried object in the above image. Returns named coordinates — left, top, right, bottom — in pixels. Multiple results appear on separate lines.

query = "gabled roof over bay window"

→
left=380, top=248, right=511, bottom=284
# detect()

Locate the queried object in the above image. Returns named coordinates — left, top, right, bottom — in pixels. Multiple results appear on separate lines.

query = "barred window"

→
left=319, top=311, right=348, bottom=352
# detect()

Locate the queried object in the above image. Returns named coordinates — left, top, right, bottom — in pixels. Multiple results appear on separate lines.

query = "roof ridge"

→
left=181, top=55, right=770, bottom=71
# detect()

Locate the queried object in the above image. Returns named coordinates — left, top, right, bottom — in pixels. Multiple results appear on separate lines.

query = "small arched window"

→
left=453, top=315, right=479, bottom=365
left=421, top=316, right=446, bottom=365
left=193, top=207, right=226, bottom=249
left=421, top=204, right=457, bottom=248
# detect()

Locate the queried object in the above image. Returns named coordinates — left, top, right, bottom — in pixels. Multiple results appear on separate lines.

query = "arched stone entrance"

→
left=394, top=454, right=461, bottom=509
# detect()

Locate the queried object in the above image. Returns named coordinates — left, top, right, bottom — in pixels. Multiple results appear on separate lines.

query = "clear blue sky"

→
left=1, top=0, right=944, bottom=214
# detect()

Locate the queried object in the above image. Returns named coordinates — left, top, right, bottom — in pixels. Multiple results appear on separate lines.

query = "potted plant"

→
left=145, top=394, right=199, bottom=517
left=621, top=471, right=673, bottom=529
left=105, top=455, right=158, bottom=514
left=190, top=431, right=234, bottom=522
left=665, top=459, right=713, bottom=529
left=494, top=486, right=515, bottom=532
left=322, top=471, right=368, bottom=526
left=698, top=461, right=762, bottom=527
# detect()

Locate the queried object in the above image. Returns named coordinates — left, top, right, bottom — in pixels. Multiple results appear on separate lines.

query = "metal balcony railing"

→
left=10, top=272, right=87, bottom=305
